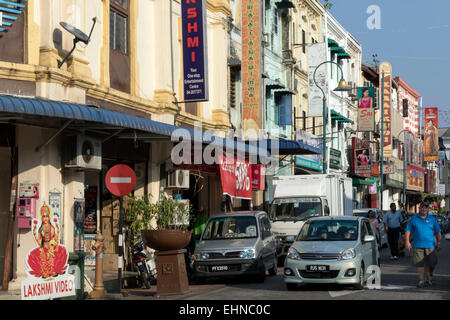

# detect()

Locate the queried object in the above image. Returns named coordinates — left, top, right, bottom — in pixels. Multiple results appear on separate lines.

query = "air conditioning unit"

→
left=166, top=169, right=190, bottom=189
left=64, top=135, right=102, bottom=170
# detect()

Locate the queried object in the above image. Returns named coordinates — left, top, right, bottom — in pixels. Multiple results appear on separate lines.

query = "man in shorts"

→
left=405, top=202, right=441, bottom=288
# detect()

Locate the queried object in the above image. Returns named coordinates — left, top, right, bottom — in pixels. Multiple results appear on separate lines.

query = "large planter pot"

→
left=142, top=229, right=191, bottom=251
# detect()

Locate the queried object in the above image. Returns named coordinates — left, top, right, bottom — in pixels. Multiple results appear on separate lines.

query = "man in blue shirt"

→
left=405, top=202, right=441, bottom=288
left=384, top=203, right=404, bottom=260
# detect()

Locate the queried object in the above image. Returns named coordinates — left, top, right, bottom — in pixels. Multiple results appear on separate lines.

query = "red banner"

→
left=424, top=107, right=438, bottom=162
left=251, top=165, right=265, bottom=191
left=218, top=155, right=252, bottom=200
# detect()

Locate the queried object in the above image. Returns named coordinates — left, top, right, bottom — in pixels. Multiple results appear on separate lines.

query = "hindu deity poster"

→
left=21, top=201, right=75, bottom=300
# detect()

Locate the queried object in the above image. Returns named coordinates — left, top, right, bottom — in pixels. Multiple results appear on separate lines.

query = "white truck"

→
left=269, top=174, right=353, bottom=259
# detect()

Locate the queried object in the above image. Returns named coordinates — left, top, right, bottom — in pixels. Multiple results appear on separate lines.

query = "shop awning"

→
left=0, top=95, right=272, bottom=160
left=329, top=46, right=346, bottom=53
left=330, top=109, right=353, bottom=123
left=328, top=38, right=339, bottom=47
left=265, top=78, right=285, bottom=90
left=251, top=139, right=321, bottom=156
left=273, top=88, right=296, bottom=95
left=337, top=53, right=351, bottom=60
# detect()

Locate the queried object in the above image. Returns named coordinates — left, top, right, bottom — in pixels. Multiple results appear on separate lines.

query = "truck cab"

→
left=269, top=174, right=353, bottom=260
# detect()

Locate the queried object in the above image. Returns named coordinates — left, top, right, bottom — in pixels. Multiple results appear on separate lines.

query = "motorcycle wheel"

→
left=140, top=272, right=151, bottom=289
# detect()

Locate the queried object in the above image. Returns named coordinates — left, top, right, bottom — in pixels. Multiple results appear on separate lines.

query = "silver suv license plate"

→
left=211, top=265, right=229, bottom=272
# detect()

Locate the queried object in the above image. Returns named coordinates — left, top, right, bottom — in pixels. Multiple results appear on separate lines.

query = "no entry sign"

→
left=105, top=164, right=136, bottom=197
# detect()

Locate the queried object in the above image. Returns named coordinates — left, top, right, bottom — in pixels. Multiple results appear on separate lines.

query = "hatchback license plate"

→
left=210, top=265, right=229, bottom=272
left=306, top=265, right=329, bottom=272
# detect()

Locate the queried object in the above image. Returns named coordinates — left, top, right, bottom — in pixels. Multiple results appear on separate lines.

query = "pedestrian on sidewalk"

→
left=405, top=202, right=442, bottom=288
left=368, top=210, right=381, bottom=246
left=384, top=203, right=404, bottom=260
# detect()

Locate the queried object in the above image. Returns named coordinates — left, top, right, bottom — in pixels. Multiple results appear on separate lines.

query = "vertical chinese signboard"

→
left=242, top=0, right=262, bottom=138
left=181, top=0, right=209, bottom=102
left=308, top=43, right=328, bottom=117
left=357, top=87, right=375, bottom=131
left=424, top=107, right=439, bottom=162
left=379, top=62, right=392, bottom=158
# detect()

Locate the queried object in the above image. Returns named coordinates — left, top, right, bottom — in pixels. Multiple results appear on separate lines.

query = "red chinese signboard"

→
left=424, top=107, right=439, bottom=162
left=218, top=155, right=252, bottom=200
left=242, top=0, right=261, bottom=138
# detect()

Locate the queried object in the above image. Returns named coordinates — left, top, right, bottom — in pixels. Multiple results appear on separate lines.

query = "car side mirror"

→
left=285, top=235, right=296, bottom=242
left=324, top=206, right=330, bottom=216
left=363, top=235, right=376, bottom=243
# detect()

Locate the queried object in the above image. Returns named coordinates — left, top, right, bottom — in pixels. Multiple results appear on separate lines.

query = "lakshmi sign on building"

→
left=21, top=202, right=75, bottom=300
left=242, top=0, right=262, bottom=138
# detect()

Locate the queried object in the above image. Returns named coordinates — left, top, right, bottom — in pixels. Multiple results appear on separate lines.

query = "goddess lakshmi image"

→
left=26, top=202, right=68, bottom=279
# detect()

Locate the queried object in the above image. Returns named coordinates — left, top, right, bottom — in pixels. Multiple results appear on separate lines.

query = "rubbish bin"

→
left=63, top=252, right=85, bottom=300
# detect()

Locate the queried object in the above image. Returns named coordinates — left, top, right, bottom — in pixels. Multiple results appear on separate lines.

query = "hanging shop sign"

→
left=181, top=0, right=209, bottom=102
left=406, top=165, right=424, bottom=192
left=251, top=164, right=265, bottom=191
left=21, top=202, right=75, bottom=300
left=424, top=107, right=439, bottom=162
left=352, top=137, right=372, bottom=177
left=242, top=0, right=262, bottom=138
left=379, top=62, right=392, bottom=158
left=357, top=87, right=375, bottom=131
left=307, top=42, right=328, bottom=117
left=329, top=148, right=341, bottom=170
left=425, top=169, right=437, bottom=194
left=295, top=129, right=323, bottom=171
left=218, top=155, right=252, bottom=200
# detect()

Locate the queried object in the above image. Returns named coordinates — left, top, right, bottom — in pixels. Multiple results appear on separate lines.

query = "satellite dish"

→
left=58, top=17, right=97, bottom=68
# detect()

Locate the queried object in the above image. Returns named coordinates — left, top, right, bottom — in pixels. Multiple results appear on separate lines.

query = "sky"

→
left=323, top=0, right=450, bottom=127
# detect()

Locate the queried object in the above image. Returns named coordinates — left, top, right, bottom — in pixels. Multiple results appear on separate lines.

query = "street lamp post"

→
left=313, top=61, right=351, bottom=174
left=397, top=129, right=409, bottom=208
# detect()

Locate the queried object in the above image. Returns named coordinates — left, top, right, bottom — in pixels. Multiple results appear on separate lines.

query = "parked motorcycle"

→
left=132, top=241, right=157, bottom=289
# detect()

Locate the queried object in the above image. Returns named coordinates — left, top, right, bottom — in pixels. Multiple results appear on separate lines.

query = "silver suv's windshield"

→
left=270, top=197, right=322, bottom=222
left=202, top=216, right=258, bottom=240
left=297, top=220, right=359, bottom=241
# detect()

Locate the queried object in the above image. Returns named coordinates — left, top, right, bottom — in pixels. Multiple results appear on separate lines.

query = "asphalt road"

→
left=125, top=233, right=450, bottom=301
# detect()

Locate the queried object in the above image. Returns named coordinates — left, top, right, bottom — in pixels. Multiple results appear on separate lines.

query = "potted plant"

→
left=141, top=195, right=192, bottom=251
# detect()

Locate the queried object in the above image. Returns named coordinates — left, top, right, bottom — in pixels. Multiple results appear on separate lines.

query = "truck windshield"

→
left=202, top=216, right=258, bottom=240
left=270, top=198, right=322, bottom=221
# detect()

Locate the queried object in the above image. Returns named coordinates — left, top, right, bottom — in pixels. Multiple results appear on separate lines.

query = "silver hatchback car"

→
left=194, top=211, right=277, bottom=283
left=284, top=216, right=379, bottom=290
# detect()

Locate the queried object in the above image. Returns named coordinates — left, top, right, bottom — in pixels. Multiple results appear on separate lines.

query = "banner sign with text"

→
left=379, top=62, right=392, bottom=157
left=407, top=165, right=424, bottom=192
left=352, top=137, right=372, bottom=177
left=357, top=87, right=375, bottom=131
left=424, top=107, right=439, bottom=162
left=219, top=155, right=252, bottom=200
left=242, top=0, right=262, bottom=138
left=295, top=129, right=323, bottom=171
left=22, top=202, right=75, bottom=300
left=251, top=164, right=265, bottom=191
left=181, top=0, right=209, bottom=102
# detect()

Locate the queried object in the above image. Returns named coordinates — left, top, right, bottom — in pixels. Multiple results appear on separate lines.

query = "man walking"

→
left=405, top=202, right=441, bottom=288
left=384, top=203, right=404, bottom=260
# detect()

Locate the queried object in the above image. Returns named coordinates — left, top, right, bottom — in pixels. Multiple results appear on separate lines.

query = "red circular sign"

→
left=105, top=164, right=136, bottom=197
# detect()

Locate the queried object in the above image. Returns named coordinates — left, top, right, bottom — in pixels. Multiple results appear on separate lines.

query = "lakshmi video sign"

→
left=242, top=0, right=262, bottom=138
left=407, top=165, right=424, bottom=192
left=21, top=202, right=75, bottom=300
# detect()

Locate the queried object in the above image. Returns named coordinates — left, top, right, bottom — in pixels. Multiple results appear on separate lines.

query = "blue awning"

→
left=0, top=95, right=271, bottom=159
left=250, top=139, right=321, bottom=156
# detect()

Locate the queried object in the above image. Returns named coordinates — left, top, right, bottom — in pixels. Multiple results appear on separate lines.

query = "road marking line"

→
left=328, top=290, right=357, bottom=298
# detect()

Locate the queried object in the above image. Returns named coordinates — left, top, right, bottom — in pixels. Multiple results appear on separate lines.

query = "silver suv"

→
left=194, top=211, right=277, bottom=283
